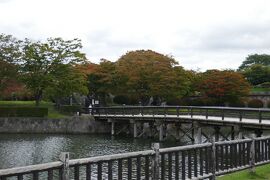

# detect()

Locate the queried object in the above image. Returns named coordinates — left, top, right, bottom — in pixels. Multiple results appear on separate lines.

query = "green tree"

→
left=238, top=54, right=270, bottom=70
left=0, top=34, right=22, bottom=63
left=20, top=37, right=87, bottom=106
left=45, top=64, right=89, bottom=104
left=243, top=64, right=270, bottom=85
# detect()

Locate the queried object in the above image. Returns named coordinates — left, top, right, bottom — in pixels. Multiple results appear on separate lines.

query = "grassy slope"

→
left=0, top=101, right=66, bottom=119
left=218, top=164, right=270, bottom=180
left=252, top=87, right=270, bottom=93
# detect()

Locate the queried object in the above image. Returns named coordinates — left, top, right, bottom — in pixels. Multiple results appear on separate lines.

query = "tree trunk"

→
left=35, top=90, right=43, bottom=106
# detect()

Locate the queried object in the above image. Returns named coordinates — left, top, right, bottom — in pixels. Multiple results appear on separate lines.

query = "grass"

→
left=218, top=164, right=270, bottom=180
left=252, top=87, right=270, bottom=93
left=0, top=101, right=67, bottom=119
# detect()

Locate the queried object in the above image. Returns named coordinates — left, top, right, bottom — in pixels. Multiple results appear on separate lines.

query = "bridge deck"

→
left=95, top=114, right=270, bottom=129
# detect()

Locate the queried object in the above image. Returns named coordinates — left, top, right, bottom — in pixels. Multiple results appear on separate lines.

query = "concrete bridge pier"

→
left=193, top=122, right=202, bottom=144
left=108, top=119, right=115, bottom=136
left=130, top=120, right=137, bottom=138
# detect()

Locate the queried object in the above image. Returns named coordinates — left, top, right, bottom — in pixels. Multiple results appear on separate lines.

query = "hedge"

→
left=59, top=105, right=81, bottom=114
left=248, top=99, right=264, bottom=108
left=0, top=107, right=48, bottom=117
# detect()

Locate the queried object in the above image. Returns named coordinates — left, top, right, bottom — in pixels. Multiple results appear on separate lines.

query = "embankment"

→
left=0, top=115, right=110, bottom=134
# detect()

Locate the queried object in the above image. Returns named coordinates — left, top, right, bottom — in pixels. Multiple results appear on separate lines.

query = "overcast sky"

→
left=1, top=0, right=270, bottom=71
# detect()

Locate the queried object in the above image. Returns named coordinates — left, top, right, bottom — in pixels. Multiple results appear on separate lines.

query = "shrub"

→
left=258, top=82, right=270, bottom=88
left=248, top=99, right=264, bottom=108
left=0, top=107, right=48, bottom=117
left=166, top=98, right=183, bottom=105
left=267, top=101, right=270, bottom=108
left=229, top=100, right=246, bottom=107
left=59, top=105, right=82, bottom=114
left=113, top=95, right=130, bottom=105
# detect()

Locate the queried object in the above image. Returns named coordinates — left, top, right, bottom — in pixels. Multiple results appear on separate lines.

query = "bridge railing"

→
left=1, top=136, right=270, bottom=180
left=86, top=106, right=270, bottom=123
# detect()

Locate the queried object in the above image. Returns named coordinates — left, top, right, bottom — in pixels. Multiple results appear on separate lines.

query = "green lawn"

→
left=252, top=87, right=270, bottom=93
left=218, top=164, right=270, bottom=180
left=0, top=101, right=67, bottom=119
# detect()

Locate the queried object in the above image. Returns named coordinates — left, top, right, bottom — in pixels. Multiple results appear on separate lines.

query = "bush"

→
left=267, top=101, right=270, bottom=108
left=258, top=82, right=270, bottom=88
left=0, top=107, right=48, bottom=117
left=113, top=95, right=130, bottom=105
left=248, top=99, right=264, bottom=108
left=229, top=100, right=246, bottom=107
left=59, top=105, right=82, bottom=114
left=166, top=98, right=182, bottom=106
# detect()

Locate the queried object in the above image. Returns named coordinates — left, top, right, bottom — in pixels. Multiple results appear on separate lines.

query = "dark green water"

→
left=0, top=134, right=183, bottom=169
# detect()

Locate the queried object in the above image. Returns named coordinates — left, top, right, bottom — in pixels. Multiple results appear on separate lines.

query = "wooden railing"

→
left=1, top=136, right=270, bottom=180
left=85, top=106, right=270, bottom=124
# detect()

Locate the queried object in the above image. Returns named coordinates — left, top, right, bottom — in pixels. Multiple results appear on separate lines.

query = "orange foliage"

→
left=198, top=70, right=251, bottom=102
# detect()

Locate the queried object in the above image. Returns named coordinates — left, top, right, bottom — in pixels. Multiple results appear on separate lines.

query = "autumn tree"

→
left=115, top=50, right=190, bottom=105
left=20, top=37, right=88, bottom=106
left=197, top=70, right=251, bottom=105
left=0, top=60, right=18, bottom=95
left=87, top=59, right=118, bottom=105
left=0, top=34, right=21, bottom=97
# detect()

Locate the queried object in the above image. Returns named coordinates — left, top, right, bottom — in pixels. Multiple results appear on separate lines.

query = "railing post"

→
left=211, top=138, right=216, bottom=180
left=239, top=111, right=243, bottom=122
left=59, top=152, right=70, bottom=180
left=151, top=143, right=160, bottom=180
left=250, top=136, right=256, bottom=173
left=259, top=110, right=262, bottom=123
left=221, top=108, right=225, bottom=120
left=190, top=107, right=193, bottom=118
left=176, top=106, right=180, bottom=117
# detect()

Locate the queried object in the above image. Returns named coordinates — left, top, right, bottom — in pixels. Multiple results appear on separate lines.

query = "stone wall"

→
left=0, top=115, right=110, bottom=134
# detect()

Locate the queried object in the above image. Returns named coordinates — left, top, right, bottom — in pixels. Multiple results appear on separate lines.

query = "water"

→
left=0, top=134, right=183, bottom=169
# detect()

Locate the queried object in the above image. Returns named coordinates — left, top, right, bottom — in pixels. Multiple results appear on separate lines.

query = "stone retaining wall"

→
left=0, top=115, right=110, bottom=134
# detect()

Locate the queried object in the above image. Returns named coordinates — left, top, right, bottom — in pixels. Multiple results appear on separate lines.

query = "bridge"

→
left=88, top=106, right=270, bottom=142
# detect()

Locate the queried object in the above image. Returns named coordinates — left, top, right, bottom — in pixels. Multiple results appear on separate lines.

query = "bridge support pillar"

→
left=214, top=126, right=220, bottom=142
left=108, top=119, right=115, bottom=136
left=193, top=122, right=202, bottom=144
left=130, top=120, right=137, bottom=138
left=155, top=120, right=164, bottom=141
left=255, top=129, right=263, bottom=137
left=159, top=124, right=164, bottom=141
left=231, top=126, right=235, bottom=140
left=238, top=126, right=243, bottom=139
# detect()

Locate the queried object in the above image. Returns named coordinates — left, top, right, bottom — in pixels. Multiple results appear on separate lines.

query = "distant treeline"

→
left=0, top=34, right=269, bottom=106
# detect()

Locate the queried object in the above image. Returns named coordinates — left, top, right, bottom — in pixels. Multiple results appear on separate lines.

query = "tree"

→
left=238, top=54, right=270, bottom=70
left=0, top=60, right=18, bottom=95
left=0, top=34, right=22, bottom=63
left=87, top=59, right=117, bottom=105
left=20, top=37, right=87, bottom=106
left=0, top=34, right=21, bottom=96
left=242, top=64, right=270, bottom=85
left=197, top=70, right=251, bottom=105
left=115, top=50, right=190, bottom=105
left=238, top=54, right=270, bottom=85
left=45, top=64, right=89, bottom=104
